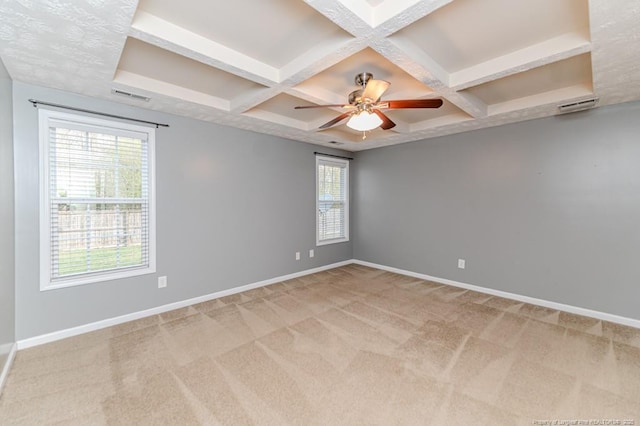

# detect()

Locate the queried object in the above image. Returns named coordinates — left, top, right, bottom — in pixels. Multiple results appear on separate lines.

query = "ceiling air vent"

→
left=557, top=98, right=598, bottom=114
left=111, top=89, right=150, bottom=102
left=328, top=141, right=343, bottom=145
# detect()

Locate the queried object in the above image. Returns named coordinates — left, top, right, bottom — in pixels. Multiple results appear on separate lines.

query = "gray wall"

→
left=0, top=60, right=15, bottom=365
left=13, top=82, right=352, bottom=340
left=354, top=101, right=640, bottom=320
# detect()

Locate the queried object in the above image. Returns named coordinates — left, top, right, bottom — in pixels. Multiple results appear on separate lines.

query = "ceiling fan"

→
left=295, top=72, right=443, bottom=135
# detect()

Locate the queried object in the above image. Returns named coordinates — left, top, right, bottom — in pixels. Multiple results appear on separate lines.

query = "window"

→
left=39, top=109, right=155, bottom=290
left=316, top=155, right=349, bottom=245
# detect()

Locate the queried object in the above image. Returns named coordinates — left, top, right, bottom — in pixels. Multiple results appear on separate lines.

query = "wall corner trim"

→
left=0, top=343, right=17, bottom=396
left=352, top=259, right=640, bottom=329
left=16, top=260, right=352, bottom=350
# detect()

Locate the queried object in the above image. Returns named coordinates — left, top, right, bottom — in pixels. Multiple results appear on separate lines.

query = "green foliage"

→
left=58, top=245, right=142, bottom=276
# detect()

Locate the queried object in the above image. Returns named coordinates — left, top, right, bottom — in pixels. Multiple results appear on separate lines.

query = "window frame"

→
left=38, top=109, right=156, bottom=291
left=316, top=155, right=349, bottom=246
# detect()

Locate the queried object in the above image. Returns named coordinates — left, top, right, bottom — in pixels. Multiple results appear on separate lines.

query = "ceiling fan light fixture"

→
left=346, top=111, right=383, bottom=131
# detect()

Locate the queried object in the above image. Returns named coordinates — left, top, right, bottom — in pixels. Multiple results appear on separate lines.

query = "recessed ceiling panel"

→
left=136, top=0, right=352, bottom=68
left=117, top=38, right=265, bottom=100
left=463, top=54, right=593, bottom=106
left=392, top=0, right=590, bottom=72
left=295, top=48, right=434, bottom=104
left=246, top=93, right=339, bottom=124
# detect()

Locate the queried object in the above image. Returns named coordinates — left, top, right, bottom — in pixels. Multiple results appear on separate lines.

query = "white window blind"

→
left=316, top=156, right=349, bottom=245
left=40, top=110, right=155, bottom=290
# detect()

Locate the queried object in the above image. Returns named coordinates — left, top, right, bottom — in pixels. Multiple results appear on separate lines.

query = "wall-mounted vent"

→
left=558, top=98, right=598, bottom=114
left=328, top=141, right=343, bottom=145
left=111, top=89, right=151, bottom=102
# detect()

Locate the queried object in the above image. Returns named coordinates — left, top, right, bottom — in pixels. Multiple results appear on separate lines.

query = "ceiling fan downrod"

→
left=355, top=72, right=373, bottom=88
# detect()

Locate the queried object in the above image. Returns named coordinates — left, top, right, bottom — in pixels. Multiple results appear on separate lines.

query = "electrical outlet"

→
left=457, top=259, right=466, bottom=269
left=295, top=252, right=301, bottom=261
left=309, top=249, right=314, bottom=258
left=158, top=276, right=167, bottom=288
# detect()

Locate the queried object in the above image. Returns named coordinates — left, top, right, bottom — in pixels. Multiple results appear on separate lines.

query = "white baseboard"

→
left=16, top=258, right=640, bottom=351
left=352, top=259, right=640, bottom=329
left=17, top=260, right=352, bottom=350
left=0, top=343, right=17, bottom=396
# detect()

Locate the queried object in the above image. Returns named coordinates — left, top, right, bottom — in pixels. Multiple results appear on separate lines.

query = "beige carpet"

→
left=1, top=265, right=639, bottom=425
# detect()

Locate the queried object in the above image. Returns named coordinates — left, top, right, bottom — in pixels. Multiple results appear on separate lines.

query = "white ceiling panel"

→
left=136, top=0, right=353, bottom=68
left=391, top=0, right=590, bottom=72
left=245, top=93, right=340, bottom=130
left=464, top=54, right=593, bottom=107
left=293, top=48, right=434, bottom=102
left=118, top=37, right=266, bottom=101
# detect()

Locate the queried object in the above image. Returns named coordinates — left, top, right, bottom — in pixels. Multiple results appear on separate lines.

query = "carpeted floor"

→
left=1, top=264, right=639, bottom=425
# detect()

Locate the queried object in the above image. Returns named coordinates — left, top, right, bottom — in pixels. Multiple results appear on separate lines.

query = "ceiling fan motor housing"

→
left=349, top=90, right=363, bottom=105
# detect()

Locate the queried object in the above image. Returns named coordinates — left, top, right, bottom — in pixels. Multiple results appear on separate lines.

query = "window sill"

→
left=41, top=266, right=156, bottom=291
left=316, top=237, right=350, bottom=246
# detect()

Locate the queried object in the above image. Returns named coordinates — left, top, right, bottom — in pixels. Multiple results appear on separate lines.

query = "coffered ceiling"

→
left=1, top=0, right=639, bottom=151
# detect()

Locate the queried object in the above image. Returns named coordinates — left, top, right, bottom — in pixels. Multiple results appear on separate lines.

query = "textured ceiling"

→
left=1, top=0, right=639, bottom=151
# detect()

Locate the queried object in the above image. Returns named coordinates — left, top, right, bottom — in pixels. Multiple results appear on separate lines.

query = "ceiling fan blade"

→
left=361, top=79, right=390, bottom=103
left=295, top=104, right=351, bottom=109
left=373, top=110, right=396, bottom=130
left=382, top=99, right=443, bottom=109
left=318, top=112, right=353, bottom=129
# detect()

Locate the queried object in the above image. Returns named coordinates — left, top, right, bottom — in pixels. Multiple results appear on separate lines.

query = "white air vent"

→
left=111, top=89, right=150, bottom=102
left=558, top=98, right=598, bottom=114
